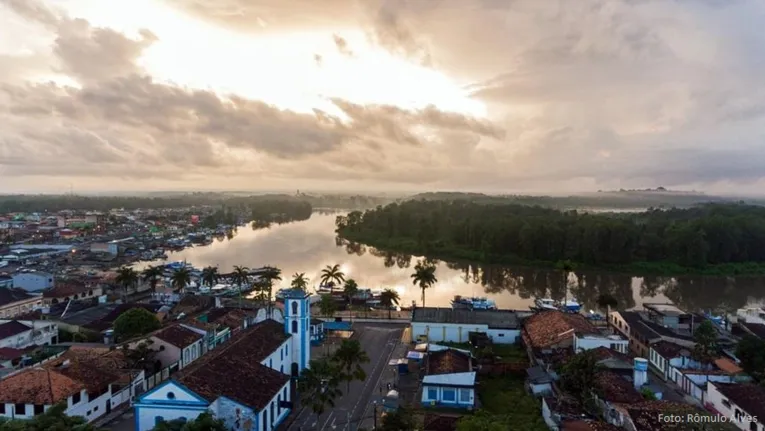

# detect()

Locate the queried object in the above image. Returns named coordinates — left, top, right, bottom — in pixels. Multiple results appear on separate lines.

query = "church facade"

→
left=134, top=289, right=311, bottom=431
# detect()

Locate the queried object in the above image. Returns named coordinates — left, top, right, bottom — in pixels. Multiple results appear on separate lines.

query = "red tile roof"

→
left=174, top=319, right=291, bottom=410
left=625, top=401, right=719, bottom=431
left=650, top=340, right=688, bottom=359
left=152, top=325, right=204, bottom=349
left=523, top=311, right=597, bottom=349
left=42, top=283, right=90, bottom=298
left=0, top=320, right=30, bottom=339
left=594, top=371, right=643, bottom=404
left=0, top=368, right=84, bottom=404
left=426, top=349, right=471, bottom=375
left=43, top=359, right=120, bottom=394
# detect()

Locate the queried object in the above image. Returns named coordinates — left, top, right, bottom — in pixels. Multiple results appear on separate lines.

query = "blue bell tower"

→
left=283, top=289, right=311, bottom=375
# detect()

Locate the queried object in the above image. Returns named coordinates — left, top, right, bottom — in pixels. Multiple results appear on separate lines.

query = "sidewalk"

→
left=93, top=402, right=132, bottom=429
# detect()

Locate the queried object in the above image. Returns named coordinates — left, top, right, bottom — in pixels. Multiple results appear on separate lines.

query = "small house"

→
left=421, top=349, right=476, bottom=409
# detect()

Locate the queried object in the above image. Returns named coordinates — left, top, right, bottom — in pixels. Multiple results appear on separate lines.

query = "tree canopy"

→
left=113, top=307, right=161, bottom=340
left=735, top=334, right=765, bottom=382
left=152, top=412, right=227, bottom=431
left=336, top=200, right=765, bottom=274
left=692, top=320, right=719, bottom=365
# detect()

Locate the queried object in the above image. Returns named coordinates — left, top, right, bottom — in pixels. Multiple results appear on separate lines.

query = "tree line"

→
left=335, top=200, right=765, bottom=273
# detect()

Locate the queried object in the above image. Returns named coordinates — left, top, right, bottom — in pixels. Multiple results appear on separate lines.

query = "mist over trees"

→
left=336, top=200, right=765, bottom=273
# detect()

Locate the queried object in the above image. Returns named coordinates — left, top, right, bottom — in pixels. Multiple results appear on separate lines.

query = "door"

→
left=106, top=401, right=111, bottom=415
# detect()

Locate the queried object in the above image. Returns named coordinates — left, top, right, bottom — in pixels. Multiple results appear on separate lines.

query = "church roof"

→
left=174, top=319, right=291, bottom=411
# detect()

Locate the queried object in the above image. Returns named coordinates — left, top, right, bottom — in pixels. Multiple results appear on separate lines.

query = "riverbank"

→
left=338, top=231, right=765, bottom=277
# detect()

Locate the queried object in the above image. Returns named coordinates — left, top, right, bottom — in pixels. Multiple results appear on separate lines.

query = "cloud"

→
left=4, top=0, right=765, bottom=193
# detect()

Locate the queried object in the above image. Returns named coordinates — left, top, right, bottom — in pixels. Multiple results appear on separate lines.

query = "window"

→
left=94, top=406, right=99, bottom=412
left=0, top=404, right=5, bottom=414
left=269, top=359, right=273, bottom=368
left=184, top=350, right=190, bottom=363
left=427, top=388, right=437, bottom=400
left=34, top=405, right=44, bottom=415
left=72, top=392, right=81, bottom=404
left=15, top=404, right=25, bottom=415
left=291, top=321, right=298, bottom=334
left=280, top=348, right=283, bottom=361
left=442, top=390, right=456, bottom=402
left=286, top=344, right=288, bottom=355
left=722, top=399, right=732, bottom=409
left=271, top=401, right=275, bottom=422
left=167, top=392, right=176, bottom=400
left=750, top=422, right=757, bottom=431
left=155, top=416, right=165, bottom=425
left=87, top=410, right=91, bottom=416
left=459, top=389, right=471, bottom=402
left=263, top=409, right=269, bottom=431
left=291, top=301, right=298, bottom=315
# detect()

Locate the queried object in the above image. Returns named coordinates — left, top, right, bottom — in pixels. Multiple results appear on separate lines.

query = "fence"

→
left=144, top=361, right=178, bottom=390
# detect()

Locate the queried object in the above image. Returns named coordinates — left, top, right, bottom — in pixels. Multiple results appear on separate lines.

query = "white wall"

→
left=421, top=385, right=475, bottom=406
left=261, top=339, right=291, bottom=375
left=180, top=340, right=204, bottom=369
left=0, top=321, right=57, bottom=348
left=149, top=336, right=182, bottom=368
left=485, top=329, right=521, bottom=344
left=411, top=323, right=487, bottom=344
left=706, top=383, right=763, bottom=431
left=66, top=389, right=112, bottom=423
left=574, top=335, right=629, bottom=354
left=11, top=273, right=53, bottom=291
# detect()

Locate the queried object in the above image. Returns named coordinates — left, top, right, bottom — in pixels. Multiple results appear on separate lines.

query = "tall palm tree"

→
left=298, top=358, right=343, bottom=421
left=332, top=339, right=370, bottom=393
left=115, top=266, right=139, bottom=301
left=556, top=259, right=576, bottom=303
left=260, top=265, right=282, bottom=314
left=320, top=264, right=345, bottom=293
left=171, top=267, right=192, bottom=293
left=343, top=279, right=359, bottom=321
left=201, top=266, right=219, bottom=289
left=231, top=265, right=250, bottom=308
left=291, top=272, right=309, bottom=291
left=411, top=259, right=437, bottom=308
left=141, top=265, right=163, bottom=293
left=380, top=288, right=401, bottom=320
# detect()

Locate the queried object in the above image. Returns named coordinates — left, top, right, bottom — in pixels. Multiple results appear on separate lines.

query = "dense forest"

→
left=407, top=191, right=764, bottom=210
left=0, top=193, right=395, bottom=213
left=335, top=200, right=765, bottom=275
left=200, top=199, right=313, bottom=228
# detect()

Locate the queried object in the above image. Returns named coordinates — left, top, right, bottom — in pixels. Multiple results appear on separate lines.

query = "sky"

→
left=1, top=0, right=765, bottom=194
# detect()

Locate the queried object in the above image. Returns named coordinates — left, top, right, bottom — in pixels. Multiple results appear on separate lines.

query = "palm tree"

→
left=260, top=265, right=282, bottom=314
left=556, top=259, right=576, bottom=302
left=596, top=293, right=618, bottom=320
left=171, top=267, right=192, bottom=293
left=343, top=279, right=359, bottom=321
left=411, top=259, right=437, bottom=307
left=115, top=266, right=139, bottom=301
left=298, top=358, right=343, bottom=420
left=231, top=265, right=250, bottom=308
left=291, top=272, right=309, bottom=291
left=201, top=266, right=219, bottom=289
left=332, top=339, right=370, bottom=393
left=320, top=264, right=345, bottom=293
left=380, top=288, right=400, bottom=320
left=141, top=265, right=163, bottom=294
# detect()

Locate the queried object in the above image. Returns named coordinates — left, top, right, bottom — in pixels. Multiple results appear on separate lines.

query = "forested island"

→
left=335, top=200, right=765, bottom=275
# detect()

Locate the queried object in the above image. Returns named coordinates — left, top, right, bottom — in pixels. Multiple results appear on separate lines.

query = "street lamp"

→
left=372, top=401, right=378, bottom=430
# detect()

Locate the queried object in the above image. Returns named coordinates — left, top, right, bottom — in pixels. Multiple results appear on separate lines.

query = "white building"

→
left=134, top=289, right=311, bottom=431
left=11, top=272, right=54, bottom=292
left=0, top=348, right=146, bottom=423
left=573, top=333, right=629, bottom=354
left=411, top=307, right=522, bottom=345
left=420, top=349, right=476, bottom=409
left=148, top=325, right=206, bottom=370
left=706, top=382, right=765, bottom=431
left=0, top=319, right=58, bottom=348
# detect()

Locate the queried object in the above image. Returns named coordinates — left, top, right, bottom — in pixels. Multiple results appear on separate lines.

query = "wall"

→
left=210, top=381, right=290, bottom=431
left=0, top=321, right=57, bottom=348
left=66, top=388, right=112, bottom=423
left=485, top=329, right=521, bottom=344
left=0, top=296, right=42, bottom=319
left=136, top=405, right=207, bottom=431
left=574, top=335, right=629, bottom=354
left=411, top=322, right=489, bottom=344
left=180, top=340, right=204, bottom=369
left=261, top=339, right=291, bottom=375
left=421, top=385, right=475, bottom=408
left=11, top=273, right=53, bottom=291
left=134, top=381, right=210, bottom=431
left=706, top=383, right=762, bottom=431
left=149, top=336, right=182, bottom=368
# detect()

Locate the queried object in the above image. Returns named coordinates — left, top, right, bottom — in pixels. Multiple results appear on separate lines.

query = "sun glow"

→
left=56, top=0, right=487, bottom=118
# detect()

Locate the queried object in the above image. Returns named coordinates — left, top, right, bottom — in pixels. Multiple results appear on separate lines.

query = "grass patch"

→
left=476, top=376, right=548, bottom=430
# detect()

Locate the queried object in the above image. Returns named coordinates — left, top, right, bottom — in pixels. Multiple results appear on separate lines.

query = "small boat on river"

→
left=451, top=296, right=497, bottom=310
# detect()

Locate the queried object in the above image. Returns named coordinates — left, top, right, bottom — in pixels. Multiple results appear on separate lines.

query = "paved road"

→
left=287, top=323, right=406, bottom=431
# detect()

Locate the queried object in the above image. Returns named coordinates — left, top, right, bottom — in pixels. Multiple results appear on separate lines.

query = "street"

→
left=286, top=323, right=407, bottom=431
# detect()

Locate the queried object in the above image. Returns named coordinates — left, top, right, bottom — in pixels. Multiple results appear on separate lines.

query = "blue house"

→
left=134, top=290, right=311, bottom=431
left=420, top=349, right=476, bottom=409
left=310, top=318, right=325, bottom=345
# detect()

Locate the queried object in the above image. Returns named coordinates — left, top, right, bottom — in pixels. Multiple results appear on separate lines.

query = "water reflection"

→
left=140, top=213, right=765, bottom=312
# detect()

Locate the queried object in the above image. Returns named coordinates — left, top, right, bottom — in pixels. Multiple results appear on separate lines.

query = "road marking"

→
left=358, top=330, right=402, bottom=429
left=318, top=411, right=335, bottom=431
left=350, top=331, right=399, bottom=426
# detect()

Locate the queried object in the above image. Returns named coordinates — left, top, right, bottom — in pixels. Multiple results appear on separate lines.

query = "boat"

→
left=532, top=298, right=559, bottom=311
left=561, top=299, right=582, bottom=313
left=451, top=296, right=497, bottom=310
left=316, top=284, right=334, bottom=294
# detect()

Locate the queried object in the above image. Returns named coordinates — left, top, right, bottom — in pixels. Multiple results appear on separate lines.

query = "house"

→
left=0, top=357, right=120, bottom=422
left=42, top=283, right=103, bottom=305
left=522, top=311, right=627, bottom=360
left=310, top=318, right=325, bottom=345
left=643, top=303, right=693, bottom=331
left=706, top=382, right=765, bottom=431
left=0, top=319, right=58, bottom=348
left=0, top=288, right=42, bottom=319
left=421, top=348, right=476, bottom=409
left=133, top=289, right=311, bottom=431
left=11, top=272, right=54, bottom=292
left=610, top=311, right=695, bottom=357
left=411, top=307, right=522, bottom=345
left=669, top=359, right=747, bottom=403
left=648, top=340, right=689, bottom=381
left=526, top=365, right=554, bottom=397
left=149, top=325, right=206, bottom=370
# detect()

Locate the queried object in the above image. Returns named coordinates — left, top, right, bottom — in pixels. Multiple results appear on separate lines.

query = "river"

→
left=138, top=212, right=765, bottom=313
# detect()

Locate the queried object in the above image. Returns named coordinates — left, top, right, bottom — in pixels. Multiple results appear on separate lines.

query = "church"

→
left=134, top=290, right=311, bottom=431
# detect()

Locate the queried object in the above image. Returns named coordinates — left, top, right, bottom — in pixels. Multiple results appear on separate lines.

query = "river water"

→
left=142, top=212, right=765, bottom=313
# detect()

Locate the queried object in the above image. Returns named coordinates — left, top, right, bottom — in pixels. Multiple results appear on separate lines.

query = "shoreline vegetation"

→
left=335, top=200, right=765, bottom=277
